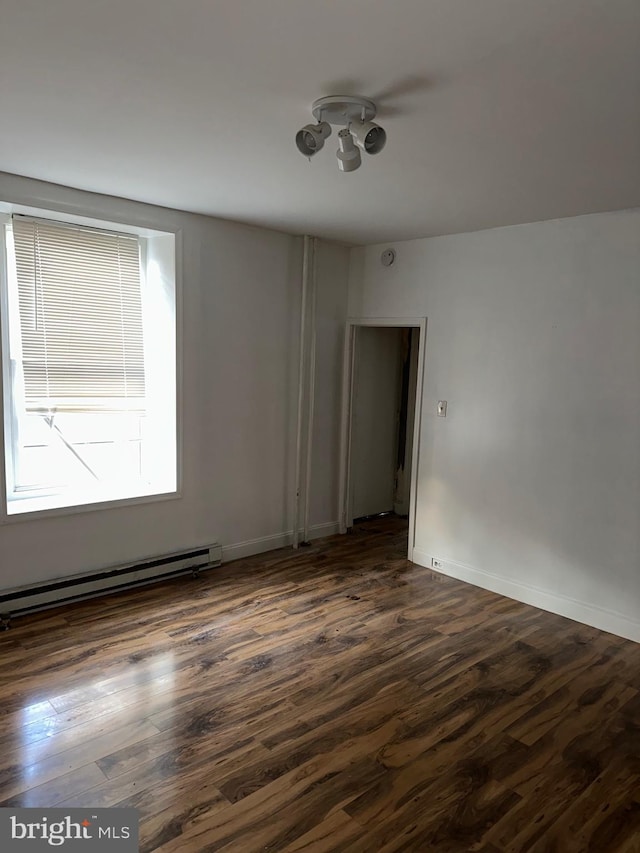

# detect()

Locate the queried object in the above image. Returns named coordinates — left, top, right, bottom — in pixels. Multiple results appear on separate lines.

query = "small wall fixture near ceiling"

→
left=296, top=96, right=386, bottom=173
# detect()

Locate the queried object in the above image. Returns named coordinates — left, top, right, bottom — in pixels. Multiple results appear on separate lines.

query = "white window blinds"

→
left=11, top=216, right=146, bottom=413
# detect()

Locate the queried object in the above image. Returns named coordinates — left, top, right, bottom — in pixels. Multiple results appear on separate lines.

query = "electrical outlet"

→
left=431, top=557, right=443, bottom=570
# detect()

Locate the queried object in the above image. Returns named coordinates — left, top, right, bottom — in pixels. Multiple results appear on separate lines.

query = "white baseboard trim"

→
left=302, top=521, right=341, bottom=540
left=222, top=521, right=341, bottom=563
left=412, top=548, right=640, bottom=644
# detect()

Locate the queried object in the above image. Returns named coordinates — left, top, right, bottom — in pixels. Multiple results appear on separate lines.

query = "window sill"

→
left=3, top=486, right=180, bottom=522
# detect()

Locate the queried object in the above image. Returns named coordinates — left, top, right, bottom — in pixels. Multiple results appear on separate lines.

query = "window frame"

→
left=0, top=201, right=182, bottom=521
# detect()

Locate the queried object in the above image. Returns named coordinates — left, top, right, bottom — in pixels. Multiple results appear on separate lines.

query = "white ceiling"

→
left=0, top=0, right=638, bottom=245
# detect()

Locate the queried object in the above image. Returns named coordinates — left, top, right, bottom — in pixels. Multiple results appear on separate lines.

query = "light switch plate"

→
left=437, top=401, right=447, bottom=417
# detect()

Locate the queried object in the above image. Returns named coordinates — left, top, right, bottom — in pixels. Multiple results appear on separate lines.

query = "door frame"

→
left=338, top=317, right=427, bottom=561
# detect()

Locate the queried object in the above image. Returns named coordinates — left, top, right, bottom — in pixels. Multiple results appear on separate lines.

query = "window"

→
left=0, top=210, right=177, bottom=514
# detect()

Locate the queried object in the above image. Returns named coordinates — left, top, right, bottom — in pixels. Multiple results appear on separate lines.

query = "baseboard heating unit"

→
left=0, top=543, right=223, bottom=628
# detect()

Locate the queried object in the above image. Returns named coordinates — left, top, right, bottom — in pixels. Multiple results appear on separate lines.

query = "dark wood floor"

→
left=1, top=517, right=640, bottom=852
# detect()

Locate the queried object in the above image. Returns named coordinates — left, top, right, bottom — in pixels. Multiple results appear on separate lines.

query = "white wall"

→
left=349, top=208, right=640, bottom=641
left=350, top=326, right=401, bottom=519
left=0, top=172, right=348, bottom=590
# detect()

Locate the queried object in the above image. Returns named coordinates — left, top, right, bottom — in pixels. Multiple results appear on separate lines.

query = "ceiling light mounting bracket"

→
left=311, top=95, right=377, bottom=127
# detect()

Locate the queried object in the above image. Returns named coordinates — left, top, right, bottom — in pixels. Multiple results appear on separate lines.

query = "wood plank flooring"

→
left=1, top=517, right=640, bottom=852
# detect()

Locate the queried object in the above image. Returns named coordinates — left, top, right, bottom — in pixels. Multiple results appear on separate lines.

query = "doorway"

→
left=339, top=318, right=426, bottom=560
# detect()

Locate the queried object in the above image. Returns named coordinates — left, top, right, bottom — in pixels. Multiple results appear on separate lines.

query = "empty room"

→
left=0, top=1, right=639, bottom=851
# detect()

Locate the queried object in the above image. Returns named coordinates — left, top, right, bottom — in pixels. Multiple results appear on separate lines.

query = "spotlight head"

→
left=295, top=121, right=332, bottom=157
left=336, top=129, right=362, bottom=172
left=349, top=120, right=386, bottom=155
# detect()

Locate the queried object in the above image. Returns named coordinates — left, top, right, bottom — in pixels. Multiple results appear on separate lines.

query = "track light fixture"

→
left=349, top=120, right=386, bottom=155
left=295, top=121, right=332, bottom=157
left=336, top=129, right=361, bottom=172
left=295, top=95, right=386, bottom=173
